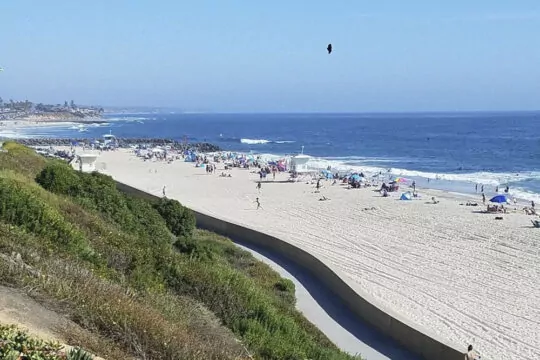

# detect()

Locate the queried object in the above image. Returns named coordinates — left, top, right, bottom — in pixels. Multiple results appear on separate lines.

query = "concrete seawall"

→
left=115, top=181, right=464, bottom=360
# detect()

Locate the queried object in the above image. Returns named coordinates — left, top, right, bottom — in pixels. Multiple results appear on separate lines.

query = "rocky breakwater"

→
left=14, top=138, right=221, bottom=153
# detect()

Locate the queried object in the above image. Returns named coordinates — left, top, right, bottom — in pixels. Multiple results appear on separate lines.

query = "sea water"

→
left=5, top=111, right=540, bottom=201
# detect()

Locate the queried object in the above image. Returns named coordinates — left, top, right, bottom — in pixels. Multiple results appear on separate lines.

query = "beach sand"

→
left=96, top=149, right=539, bottom=360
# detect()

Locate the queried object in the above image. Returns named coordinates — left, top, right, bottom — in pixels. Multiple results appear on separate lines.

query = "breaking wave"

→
left=240, top=138, right=295, bottom=145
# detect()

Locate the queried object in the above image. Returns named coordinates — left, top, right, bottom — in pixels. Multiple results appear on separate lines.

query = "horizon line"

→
left=102, top=108, right=540, bottom=115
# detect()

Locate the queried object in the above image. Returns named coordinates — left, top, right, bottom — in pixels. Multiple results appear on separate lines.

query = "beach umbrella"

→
left=490, top=194, right=509, bottom=204
left=393, top=177, right=408, bottom=183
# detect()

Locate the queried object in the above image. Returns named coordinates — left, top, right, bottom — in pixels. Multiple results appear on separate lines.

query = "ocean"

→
left=5, top=111, right=540, bottom=202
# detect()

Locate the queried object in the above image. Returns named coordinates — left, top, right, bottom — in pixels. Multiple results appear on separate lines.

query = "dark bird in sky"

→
left=327, top=44, right=332, bottom=54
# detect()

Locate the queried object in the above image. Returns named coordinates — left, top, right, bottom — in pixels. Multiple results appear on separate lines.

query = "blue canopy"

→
left=490, top=194, right=509, bottom=204
left=321, top=170, right=333, bottom=179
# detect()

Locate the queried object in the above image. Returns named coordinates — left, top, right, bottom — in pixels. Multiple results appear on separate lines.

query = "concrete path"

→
left=235, top=242, right=419, bottom=360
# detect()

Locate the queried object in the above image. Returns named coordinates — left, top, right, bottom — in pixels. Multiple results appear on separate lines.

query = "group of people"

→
left=475, top=183, right=510, bottom=194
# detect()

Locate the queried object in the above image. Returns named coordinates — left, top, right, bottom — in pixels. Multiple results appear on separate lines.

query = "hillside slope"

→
left=0, top=142, right=360, bottom=360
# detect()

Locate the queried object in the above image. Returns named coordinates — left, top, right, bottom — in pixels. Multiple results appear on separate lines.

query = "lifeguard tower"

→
left=290, top=146, right=316, bottom=181
left=74, top=153, right=99, bottom=172
left=103, top=131, right=118, bottom=148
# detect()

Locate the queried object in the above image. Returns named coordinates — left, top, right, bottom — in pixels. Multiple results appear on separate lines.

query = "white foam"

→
left=105, top=116, right=148, bottom=122
left=241, top=138, right=271, bottom=145
left=89, top=122, right=110, bottom=127
left=302, top=156, right=540, bottom=186
left=508, top=187, right=540, bottom=203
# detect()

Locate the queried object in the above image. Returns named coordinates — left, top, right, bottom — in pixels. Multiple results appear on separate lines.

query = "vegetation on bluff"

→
left=0, top=142, right=361, bottom=360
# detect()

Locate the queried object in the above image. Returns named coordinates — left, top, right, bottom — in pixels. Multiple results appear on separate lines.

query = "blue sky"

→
left=1, top=1, right=539, bottom=112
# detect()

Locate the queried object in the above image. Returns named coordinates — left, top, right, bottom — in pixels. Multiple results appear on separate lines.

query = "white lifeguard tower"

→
left=103, top=131, right=118, bottom=147
left=290, top=146, right=316, bottom=181
left=74, top=153, right=99, bottom=172
left=291, top=154, right=310, bottom=173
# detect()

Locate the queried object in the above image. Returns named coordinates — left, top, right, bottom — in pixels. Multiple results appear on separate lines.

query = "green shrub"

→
left=35, top=162, right=81, bottom=196
left=274, top=278, right=295, bottom=293
left=37, top=165, right=174, bottom=247
left=0, top=174, right=86, bottom=250
left=0, top=324, right=64, bottom=360
left=0, top=141, right=47, bottom=178
left=67, top=347, right=94, bottom=360
left=166, top=258, right=350, bottom=360
left=153, top=198, right=196, bottom=238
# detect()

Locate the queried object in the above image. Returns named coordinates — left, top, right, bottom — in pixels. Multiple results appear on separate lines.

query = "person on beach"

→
left=475, top=184, right=478, bottom=192
left=256, top=182, right=262, bottom=192
left=495, top=186, right=498, bottom=193
left=481, top=185, right=484, bottom=193
left=316, top=178, right=321, bottom=192
left=532, top=200, right=535, bottom=209
left=412, top=180, right=416, bottom=191
left=482, top=193, right=486, bottom=205
left=162, top=185, right=166, bottom=197
left=505, top=185, right=509, bottom=193
left=465, top=344, right=479, bottom=360
left=255, top=197, right=262, bottom=210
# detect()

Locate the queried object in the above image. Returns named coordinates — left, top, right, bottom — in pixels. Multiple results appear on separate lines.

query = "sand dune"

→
left=98, top=149, right=540, bottom=360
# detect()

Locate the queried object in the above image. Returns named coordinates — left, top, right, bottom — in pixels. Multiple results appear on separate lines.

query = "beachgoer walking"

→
left=475, top=184, right=478, bottom=192
left=316, top=179, right=321, bottom=192
left=464, top=345, right=479, bottom=360
left=481, top=185, right=484, bottom=193
left=162, top=185, right=166, bottom=197
left=412, top=181, right=416, bottom=191
left=505, top=185, right=509, bottom=193
left=495, top=186, right=498, bottom=193
left=482, top=193, right=486, bottom=205
left=255, top=197, right=262, bottom=210
left=256, top=182, right=262, bottom=193
left=532, top=200, right=535, bottom=209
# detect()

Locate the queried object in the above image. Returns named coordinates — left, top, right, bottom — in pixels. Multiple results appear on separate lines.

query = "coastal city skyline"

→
left=1, top=1, right=539, bottom=112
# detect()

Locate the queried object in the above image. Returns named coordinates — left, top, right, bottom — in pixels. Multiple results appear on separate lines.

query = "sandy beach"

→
left=94, top=149, right=539, bottom=360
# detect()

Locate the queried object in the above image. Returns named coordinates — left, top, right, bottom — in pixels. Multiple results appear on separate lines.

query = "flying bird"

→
left=327, top=44, right=332, bottom=54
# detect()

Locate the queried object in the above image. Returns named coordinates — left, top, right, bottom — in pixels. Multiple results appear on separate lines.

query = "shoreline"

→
left=90, top=147, right=539, bottom=360
left=1, top=116, right=538, bottom=204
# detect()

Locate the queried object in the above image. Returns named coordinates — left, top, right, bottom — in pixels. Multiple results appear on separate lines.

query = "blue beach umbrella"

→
left=490, top=194, right=509, bottom=204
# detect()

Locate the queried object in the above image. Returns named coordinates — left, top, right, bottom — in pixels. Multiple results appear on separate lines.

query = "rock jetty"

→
left=14, top=138, right=221, bottom=153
